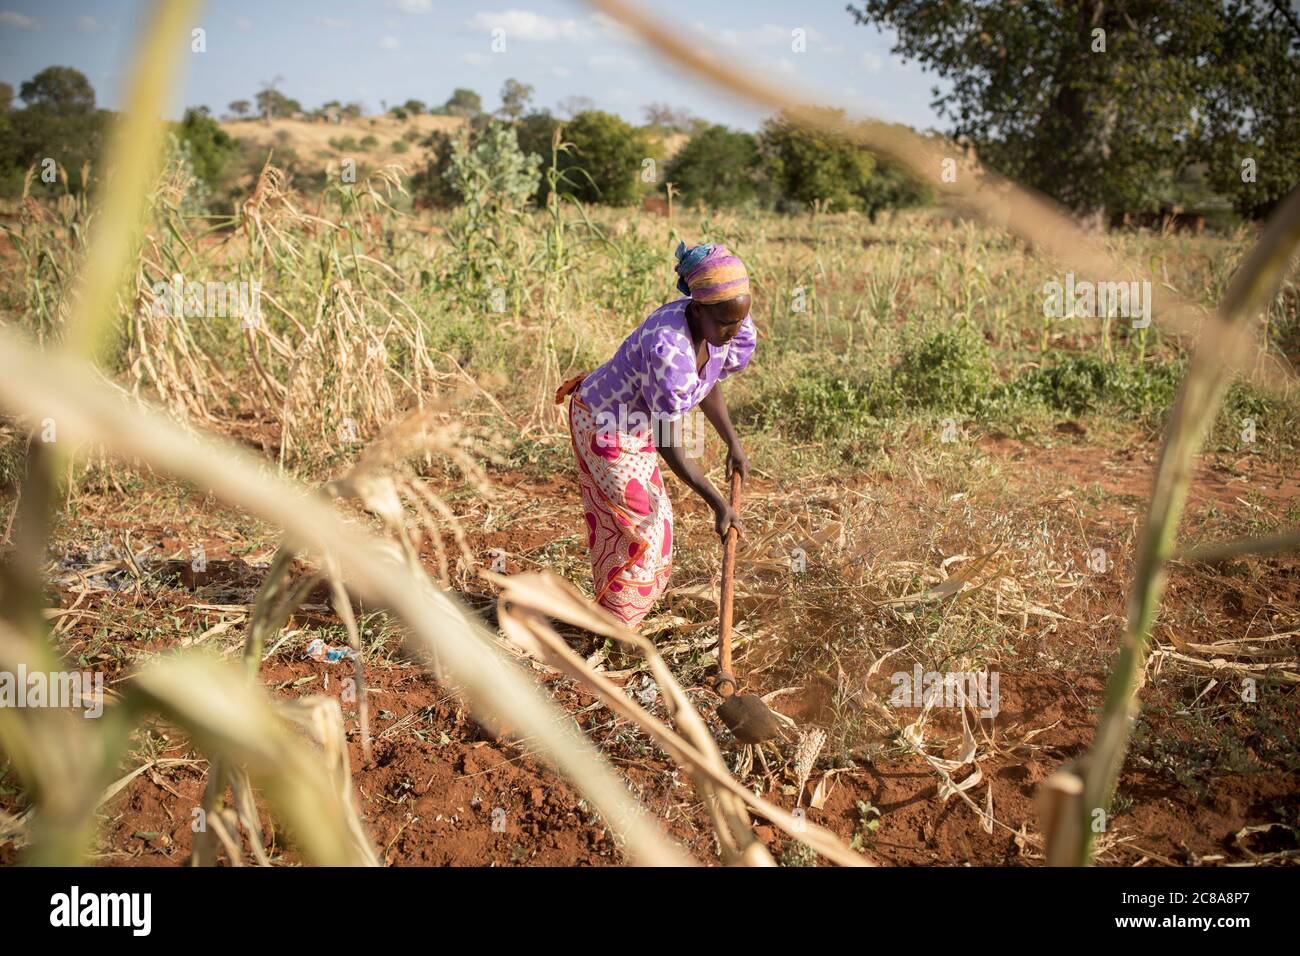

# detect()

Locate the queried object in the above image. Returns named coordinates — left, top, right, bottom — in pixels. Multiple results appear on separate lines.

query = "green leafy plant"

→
left=849, top=799, right=882, bottom=851
left=892, top=327, right=991, bottom=412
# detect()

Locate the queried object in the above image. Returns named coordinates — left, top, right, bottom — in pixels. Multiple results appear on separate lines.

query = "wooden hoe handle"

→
left=717, top=470, right=742, bottom=698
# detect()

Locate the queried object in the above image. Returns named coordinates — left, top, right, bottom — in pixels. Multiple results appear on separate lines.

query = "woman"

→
left=555, top=242, right=757, bottom=630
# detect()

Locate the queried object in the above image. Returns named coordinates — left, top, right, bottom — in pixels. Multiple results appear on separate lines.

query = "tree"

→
left=445, top=121, right=541, bottom=212
left=1, top=68, right=106, bottom=196
left=0, top=82, right=13, bottom=113
left=514, top=111, right=564, bottom=200
left=847, top=0, right=1300, bottom=225
left=1201, top=2, right=1300, bottom=218
left=256, top=76, right=294, bottom=121
left=643, top=102, right=695, bottom=133
left=759, top=108, right=876, bottom=212
left=440, top=88, right=482, bottom=118
left=665, top=124, right=765, bottom=208
left=555, top=95, right=594, bottom=119
left=856, top=150, right=932, bottom=221
left=228, top=99, right=251, bottom=118
left=558, top=111, right=650, bottom=205
left=410, top=130, right=461, bottom=208
left=20, top=66, right=96, bottom=111
left=403, top=99, right=427, bottom=116
left=498, top=79, right=534, bottom=121
left=174, top=107, right=235, bottom=186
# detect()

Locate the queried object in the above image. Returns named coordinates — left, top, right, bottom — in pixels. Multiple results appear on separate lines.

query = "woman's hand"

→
left=712, top=500, right=745, bottom=540
left=725, top=441, right=750, bottom=482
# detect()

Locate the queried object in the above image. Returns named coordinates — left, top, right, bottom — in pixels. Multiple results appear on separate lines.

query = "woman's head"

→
left=674, top=242, right=751, bottom=346
left=689, top=294, right=751, bottom=347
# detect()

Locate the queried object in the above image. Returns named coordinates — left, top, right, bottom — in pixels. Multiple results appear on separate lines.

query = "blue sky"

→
left=0, top=1, right=948, bottom=131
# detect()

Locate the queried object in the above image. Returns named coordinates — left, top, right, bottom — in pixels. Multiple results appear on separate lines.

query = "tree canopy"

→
left=848, top=0, right=1300, bottom=223
left=20, top=66, right=96, bottom=111
left=1, top=67, right=106, bottom=196
left=665, top=124, right=765, bottom=208
left=759, top=108, right=877, bottom=213
left=439, top=88, right=482, bottom=118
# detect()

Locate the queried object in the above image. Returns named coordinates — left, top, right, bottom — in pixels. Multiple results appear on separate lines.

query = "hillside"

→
left=221, top=113, right=467, bottom=172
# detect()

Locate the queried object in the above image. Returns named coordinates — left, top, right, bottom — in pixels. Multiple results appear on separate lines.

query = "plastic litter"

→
left=305, top=638, right=356, bottom=663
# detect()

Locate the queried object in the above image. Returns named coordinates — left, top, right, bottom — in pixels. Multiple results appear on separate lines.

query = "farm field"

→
left=2, top=182, right=1297, bottom=867
left=1, top=0, right=1299, bottom=886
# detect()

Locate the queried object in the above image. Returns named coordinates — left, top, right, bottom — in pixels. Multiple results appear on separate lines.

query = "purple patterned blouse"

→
left=578, top=298, right=757, bottom=423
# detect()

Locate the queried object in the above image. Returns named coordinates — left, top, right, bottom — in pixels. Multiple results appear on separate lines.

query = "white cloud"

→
left=469, top=10, right=594, bottom=43
left=319, top=17, right=350, bottom=29
left=379, top=35, right=401, bottom=50
left=551, top=65, right=573, bottom=77
left=461, top=51, right=489, bottom=66
left=588, top=53, right=634, bottom=72
left=700, top=22, right=826, bottom=50
left=74, top=15, right=109, bottom=33
left=860, top=52, right=883, bottom=74
left=388, top=0, right=432, bottom=13
left=0, top=10, right=38, bottom=29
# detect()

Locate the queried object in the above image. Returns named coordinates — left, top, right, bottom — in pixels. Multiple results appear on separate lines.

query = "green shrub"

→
left=986, top=353, right=1182, bottom=423
left=1212, top=379, right=1288, bottom=447
left=1004, top=354, right=1112, bottom=414
left=1109, top=359, right=1182, bottom=421
left=736, top=359, right=893, bottom=443
left=892, top=327, right=991, bottom=412
left=444, top=121, right=540, bottom=212
left=172, top=107, right=235, bottom=188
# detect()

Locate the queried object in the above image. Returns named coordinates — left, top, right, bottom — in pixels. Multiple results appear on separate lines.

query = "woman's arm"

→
left=699, top=382, right=749, bottom=480
left=656, top=416, right=744, bottom=538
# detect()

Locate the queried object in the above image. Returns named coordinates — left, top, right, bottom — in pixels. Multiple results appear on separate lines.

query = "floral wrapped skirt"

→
left=556, top=376, right=672, bottom=630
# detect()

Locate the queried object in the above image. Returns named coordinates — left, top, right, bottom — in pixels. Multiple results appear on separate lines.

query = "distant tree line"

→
left=0, top=67, right=235, bottom=199
left=0, top=67, right=231, bottom=197
left=0, top=67, right=109, bottom=195
left=411, top=84, right=932, bottom=217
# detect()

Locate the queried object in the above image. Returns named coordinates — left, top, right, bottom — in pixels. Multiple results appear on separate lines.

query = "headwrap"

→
left=674, top=241, right=749, bottom=304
